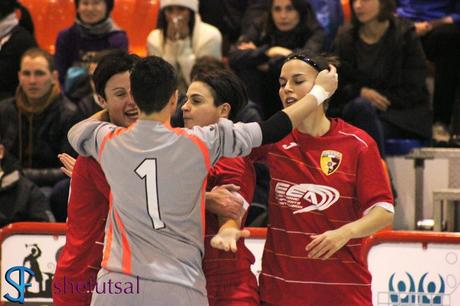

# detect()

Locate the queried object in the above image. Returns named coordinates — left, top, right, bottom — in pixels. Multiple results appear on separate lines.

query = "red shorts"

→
left=206, top=271, right=259, bottom=306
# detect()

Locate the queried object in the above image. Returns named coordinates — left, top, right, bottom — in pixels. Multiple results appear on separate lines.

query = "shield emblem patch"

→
left=320, top=150, right=342, bottom=176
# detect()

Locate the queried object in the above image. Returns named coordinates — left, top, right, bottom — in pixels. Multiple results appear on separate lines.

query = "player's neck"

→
left=297, top=111, right=330, bottom=137
left=139, top=109, right=171, bottom=123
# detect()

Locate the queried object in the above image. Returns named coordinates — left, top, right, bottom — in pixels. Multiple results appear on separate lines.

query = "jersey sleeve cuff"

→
left=363, top=202, right=394, bottom=216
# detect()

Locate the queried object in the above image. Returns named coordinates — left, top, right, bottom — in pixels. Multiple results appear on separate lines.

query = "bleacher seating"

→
left=19, top=0, right=160, bottom=56
left=385, top=139, right=425, bottom=156
left=20, top=0, right=352, bottom=57
left=341, top=0, right=351, bottom=23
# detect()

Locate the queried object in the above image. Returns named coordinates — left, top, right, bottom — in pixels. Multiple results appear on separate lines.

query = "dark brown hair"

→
left=350, top=0, right=396, bottom=28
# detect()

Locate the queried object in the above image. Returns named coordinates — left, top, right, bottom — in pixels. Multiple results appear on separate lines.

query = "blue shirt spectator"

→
left=397, top=0, right=460, bottom=24
left=309, top=0, right=344, bottom=50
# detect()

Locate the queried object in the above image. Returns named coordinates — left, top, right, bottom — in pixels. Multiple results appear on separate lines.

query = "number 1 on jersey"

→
left=135, top=159, right=165, bottom=230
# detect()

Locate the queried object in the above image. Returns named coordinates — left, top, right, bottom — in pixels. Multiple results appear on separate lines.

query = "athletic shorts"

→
left=90, top=268, right=208, bottom=306
left=207, top=271, right=259, bottom=306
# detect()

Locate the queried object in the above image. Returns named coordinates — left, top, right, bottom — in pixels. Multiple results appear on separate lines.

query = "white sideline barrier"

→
left=244, top=228, right=266, bottom=280
left=0, top=223, right=266, bottom=305
left=4, top=225, right=459, bottom=306
left=364, top=231, right=460, bottom=306
left=0, top=222, right=65, bottom=305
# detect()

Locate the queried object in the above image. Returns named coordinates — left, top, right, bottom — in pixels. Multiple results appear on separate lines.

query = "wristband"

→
left=231, top=191, right=250, bottom=211
left=309, top=85, right=330, bottom=105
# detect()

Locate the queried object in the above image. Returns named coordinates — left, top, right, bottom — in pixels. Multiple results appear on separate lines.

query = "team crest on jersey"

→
left=320, top=150, right=342, bottom=176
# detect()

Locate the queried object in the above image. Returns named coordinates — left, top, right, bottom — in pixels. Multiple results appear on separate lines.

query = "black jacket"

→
left=0, top=94, right=80, bottom=186
left=229, top=2, right=325, bottom=73
left=0, top=26, right=37, bottom=100
left=199, top=0, right=268, bottom=44
left=333, top=17, right=432, bottom=139
left=0, top=150, right=52, bottom=228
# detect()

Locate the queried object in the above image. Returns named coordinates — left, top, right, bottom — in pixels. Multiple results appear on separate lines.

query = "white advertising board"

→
left=244, top=236, right=265, bottom=280
left=1, top=234, right=66, bottom=304
left=368, top=242, right=460, bottom=306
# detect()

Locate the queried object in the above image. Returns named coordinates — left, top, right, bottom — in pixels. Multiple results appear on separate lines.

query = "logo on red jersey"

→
left=282, top=142, right=298, bottom=150
left=320, top=150, right=342, bottom=176
left=274, top=182, right=340, bottom=214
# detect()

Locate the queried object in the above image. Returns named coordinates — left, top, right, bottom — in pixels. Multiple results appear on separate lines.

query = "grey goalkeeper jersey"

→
left=67, top=118, right=262, bottom=295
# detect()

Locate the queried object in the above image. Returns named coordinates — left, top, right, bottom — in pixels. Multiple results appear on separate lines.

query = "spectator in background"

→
left=396, top=0, right=460, bottom=146
left=199, top=0, right=268, bottom=55
left=147, top=0, right=222, bottom=93
left=0, top=48, right=79, bottom=191
left=0, top=143, right=54, bottom=228
left=332, top=0, right=431, bottom=151
left=54, top=0, right=128, bottom=87
left=309, top=0, right=344, bottom=50
left=0, top=0, right=36, bottom=100
left=229, top=0, right=325, bottom=119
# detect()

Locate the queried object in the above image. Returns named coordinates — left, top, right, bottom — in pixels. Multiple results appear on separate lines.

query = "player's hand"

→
left=314, top=65, right=338, bottom=99
left=305, top=227, right=352, bottom=260
left=58, top=153, right=76, bottom=178
left=210, top=227, right=250, bottom=253
left=166, top=16, right=189, bottom=41
left=360, top=87, right=391, bottom=111
left=206, top=184, right=244, bottom=219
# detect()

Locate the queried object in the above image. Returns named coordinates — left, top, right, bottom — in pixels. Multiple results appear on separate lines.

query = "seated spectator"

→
left=397, top=0, right=460, bottom=146
left=199, top=0, right=268, bottom=55
left=147, top=0, right=222, bottom=93
left=331, top=0, right=431, bottom=151
left=54, top=0, right=128, bottom=87
left=0, top=143, right=54, bottom=228
left=0, top=48, right=80, bottom=188
left=229, top=0, right=325, bottom=118
left=0, top=0, right=36, bottom=100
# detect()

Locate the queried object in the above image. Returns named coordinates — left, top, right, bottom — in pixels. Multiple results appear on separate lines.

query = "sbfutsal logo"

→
left=3, top=266, right=35, bottom=304
left=320, top=150, right=342, bottom=176
left=274, top=182, right=340, bottom=214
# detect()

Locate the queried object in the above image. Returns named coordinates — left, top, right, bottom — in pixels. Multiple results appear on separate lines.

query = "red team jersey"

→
left=250, top=118, right=394, bottom=306
left=204, top=156, right=259, bottom=305
left=52, top=157, right=110, bottom=306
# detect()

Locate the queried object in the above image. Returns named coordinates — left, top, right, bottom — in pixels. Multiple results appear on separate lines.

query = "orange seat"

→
left=20, top=0, right=159, bottom=57
left=341, top=0, right=351, bottom=24
left=111, top=0, right=159, bottom=56
left=20, top=0, right=75, bottom=54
